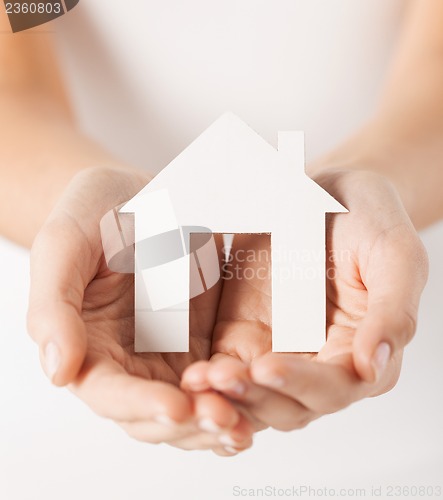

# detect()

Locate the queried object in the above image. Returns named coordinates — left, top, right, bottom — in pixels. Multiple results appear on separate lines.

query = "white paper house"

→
left=121, top=113, right=347, bottom=353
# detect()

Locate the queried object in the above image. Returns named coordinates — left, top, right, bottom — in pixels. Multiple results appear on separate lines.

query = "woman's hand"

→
left=27, top=166, right=253, bottom=455
left=182, top=169, right=429, bottom=432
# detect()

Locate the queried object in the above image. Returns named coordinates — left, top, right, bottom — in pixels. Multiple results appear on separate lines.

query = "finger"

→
left=182, top=360, right=267, bottom=429
left=188, top=233, right=224, bottom=348
left=212, top=415, right=255, bottom=455
left=251, top=353, right=372, bottom=414
left=119, top=420, right=198, bottom=445
left=353, top=226, right=428, bottom=382
left=123, top=387, right=244, bottom=450
left=118, top=390, right=254, bottom=448
left=182, top=361, right=267, bottom=430
left=212, top=446, right=248, bottom=457
left=183, top=356, right=313, bottom=432
left=181, top=360, right=212, bottom=392
left=168, top=432, right=226, bottom=451
left=212, top=320, right=272, bottom=362
left=170, top=415, right=254, bottom=452
left=193, top=391, right=242, bottom=433
left=27, top=219, right=96, bottom=386
left=69, top=355, right=192, bottom=423
left=214, top=234, right=272, bottom=363
left=166, top=393, right=254, bottom=451
left=212, top=432, right=254, bottom=456
left=206, top=354, right=316, bottom=431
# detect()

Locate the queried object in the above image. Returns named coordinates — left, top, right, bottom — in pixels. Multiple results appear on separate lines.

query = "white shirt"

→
left=56, top=0, right=405, bottom=172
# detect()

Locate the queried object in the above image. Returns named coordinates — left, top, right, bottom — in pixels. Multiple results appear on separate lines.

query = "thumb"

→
left=353, top=231, right=428, bottom=383
left=27, top=220, right=94, bottom=386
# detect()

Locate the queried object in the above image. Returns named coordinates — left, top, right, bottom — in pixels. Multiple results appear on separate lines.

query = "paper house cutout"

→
left=120, top=112, right=347, bottom=353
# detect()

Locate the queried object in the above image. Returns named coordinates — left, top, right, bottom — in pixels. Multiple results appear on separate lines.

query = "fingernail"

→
left=224, top=446, right=239, bottom=455
left=372, top=342, right=391, bottom=381
left=43, top=342, right=60, bottom=382
left=199, top=418, right=222, bottom=433
left=216, top=379, right=246, bottom=395
left=269, top=376, right=285, bottom=388
left=228, top=380, right=247, bottom=395
left=219, top=434, right=238, bottom=447
left=155, top=415, right=176, bottom=427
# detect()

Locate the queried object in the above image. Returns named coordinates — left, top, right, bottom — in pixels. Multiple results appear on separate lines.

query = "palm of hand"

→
left=29, top=168, right=426, bottom=449
left=80, top=260, right=220, bottom=386
left=29, top=167, right=253, bottom=454
left=183, top=171, right=426, bottom=431
left=72, top=249, right=256, bottom=452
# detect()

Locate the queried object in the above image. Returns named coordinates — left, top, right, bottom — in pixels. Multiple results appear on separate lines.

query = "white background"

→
left=0, top=222, right=442, bottom=500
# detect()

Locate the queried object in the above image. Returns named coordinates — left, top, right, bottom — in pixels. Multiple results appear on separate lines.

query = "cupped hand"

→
left=182, top=169, right=429, bottom=433
left=27, top=166, right=253, bottom=455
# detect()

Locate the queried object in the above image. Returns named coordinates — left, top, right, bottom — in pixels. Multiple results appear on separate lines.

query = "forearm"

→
left=0, top=19, right=134, bottom=247
left=0, top=89, right=134, bottom=246
left=308, top=0, right=443, bottom=230
left=308, top=117, right=443, bottom=230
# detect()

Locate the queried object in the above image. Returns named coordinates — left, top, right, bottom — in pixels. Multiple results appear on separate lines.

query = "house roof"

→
left=121, top=112, right=347, bottom=230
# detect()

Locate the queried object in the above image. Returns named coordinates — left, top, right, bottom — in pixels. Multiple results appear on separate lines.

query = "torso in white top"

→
left=55, top=0, right=406, bottom=173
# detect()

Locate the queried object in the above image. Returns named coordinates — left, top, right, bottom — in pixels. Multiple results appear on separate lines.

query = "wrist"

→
left=30, top=165, right=150, bottom=249
left=307, top=135, right=419, bottom=227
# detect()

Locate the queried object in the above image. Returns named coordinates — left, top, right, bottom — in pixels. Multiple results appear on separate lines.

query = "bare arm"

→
left=0, top=12, right=254, bottom=456
left=309, top=0, right=443, bottom=229
left=0, top=11, right=132, bottom=246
